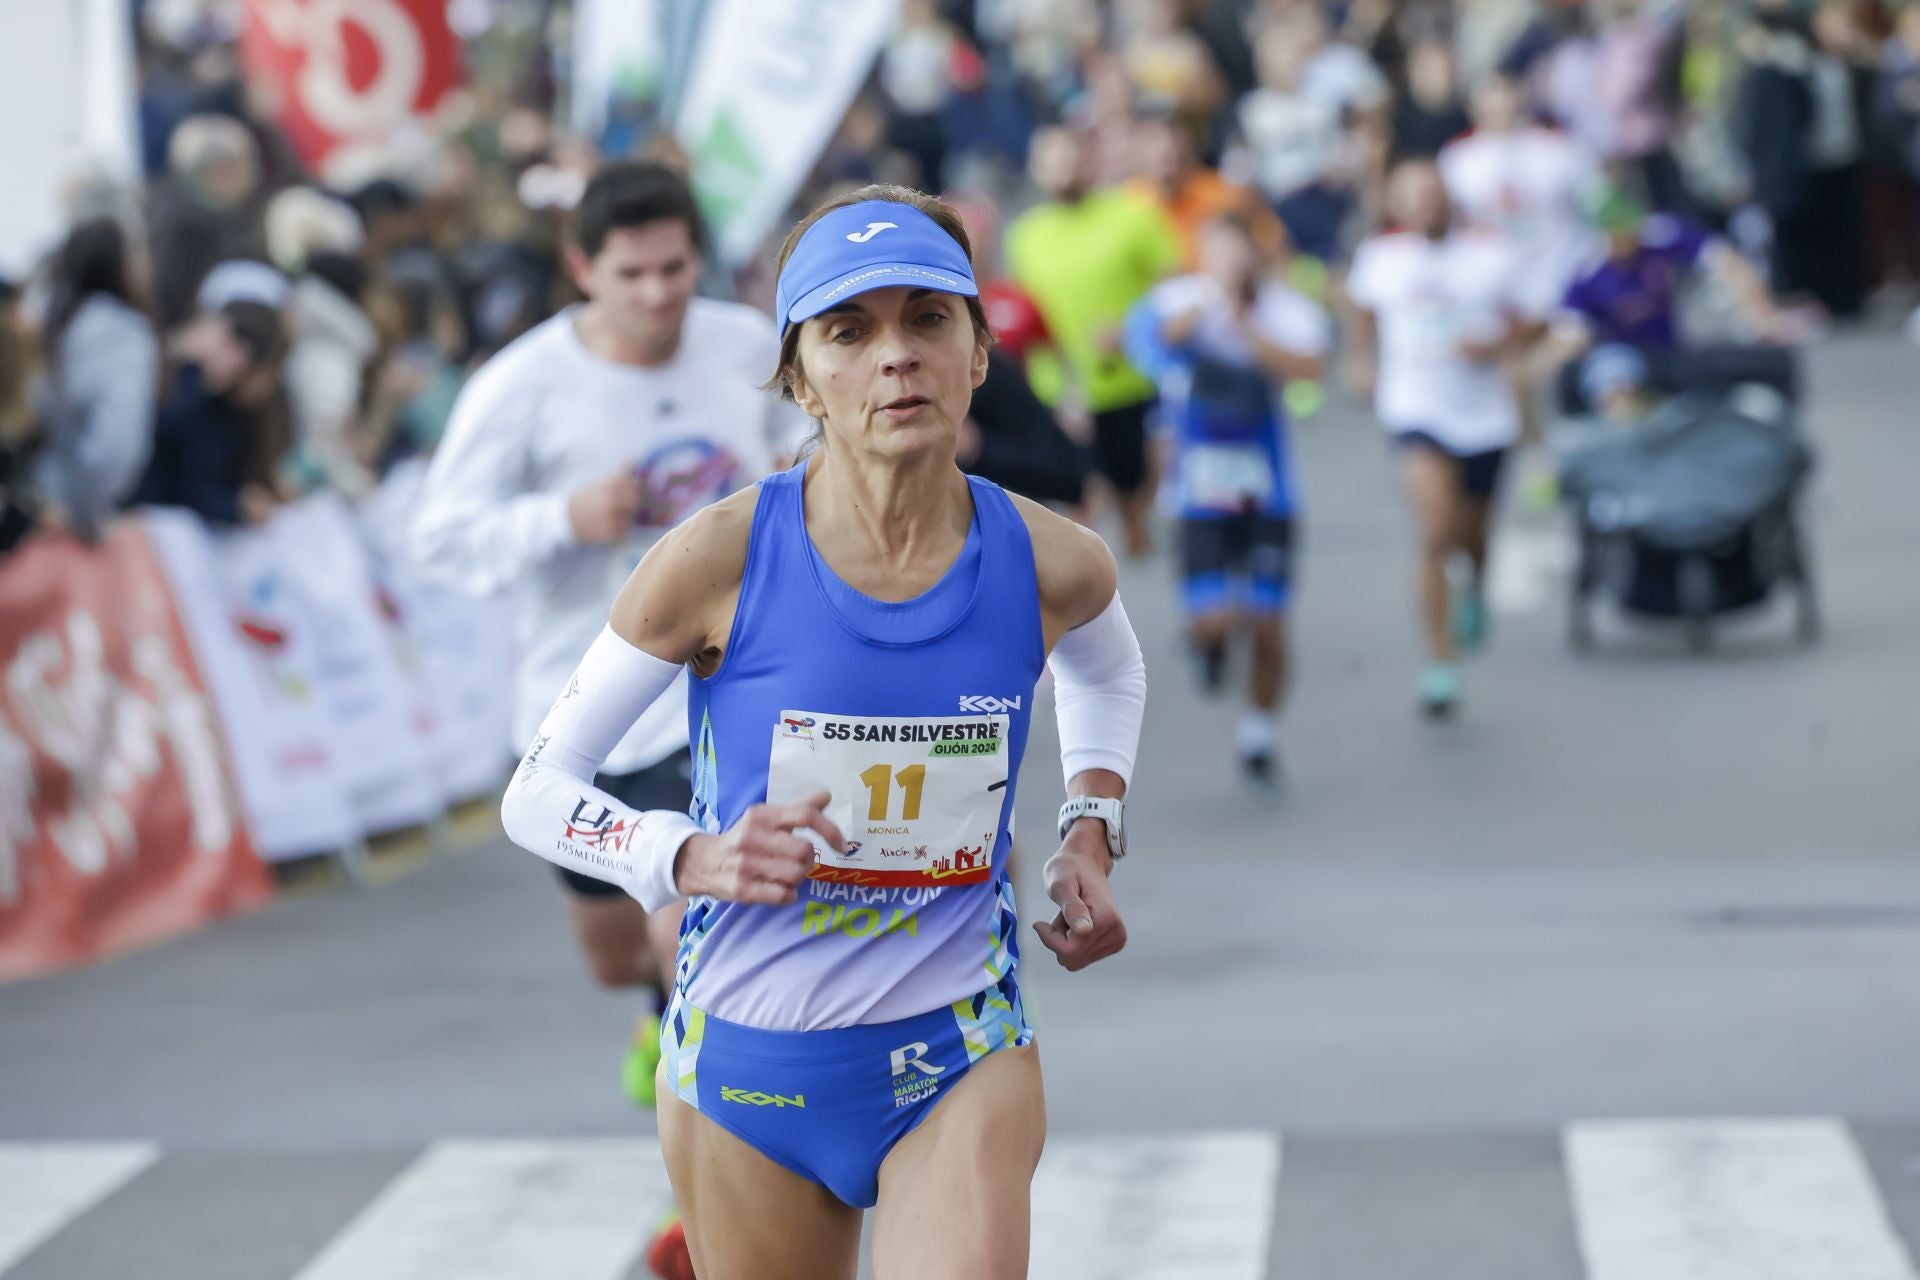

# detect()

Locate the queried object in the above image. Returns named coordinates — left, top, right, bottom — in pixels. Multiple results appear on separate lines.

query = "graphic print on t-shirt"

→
left=605, top=438, right=747, bottom=594
left=633, top=438, right=745, bottom=528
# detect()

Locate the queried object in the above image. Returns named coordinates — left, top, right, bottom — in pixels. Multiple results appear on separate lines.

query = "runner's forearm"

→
left=499, top=624, right=697, bottom=910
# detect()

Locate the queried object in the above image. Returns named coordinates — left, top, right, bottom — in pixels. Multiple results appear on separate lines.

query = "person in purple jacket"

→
left=1561, top=189, right=1785, bottom=352
left=1554, top=188, right=1791, bottom=408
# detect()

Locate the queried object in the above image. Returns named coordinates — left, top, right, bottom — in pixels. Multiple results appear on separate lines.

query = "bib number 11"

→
left=766, top=709, right=1010, bottom=888
left=859, top=763, right=926, bottom=822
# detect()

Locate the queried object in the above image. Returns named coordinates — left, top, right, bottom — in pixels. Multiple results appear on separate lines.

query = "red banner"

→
left=239, top=0, right=462, bottom=183
left=0, top=527, right=270, bottom=981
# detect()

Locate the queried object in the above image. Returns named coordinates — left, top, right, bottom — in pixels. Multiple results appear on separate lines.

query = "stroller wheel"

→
left=1785, top=506, right=1813, bottom=579
left=1569, top=529, right=1599, bottom=654
left=1685, top=613, right=1715, bottom=653
left=1786, top=510, right=1821, bottom=646
left=1795, top=578, right=1822, bottom=645
left=1568, top=583, right=1595, bottom=654
left=1679, top=554, right=1716, bottom=654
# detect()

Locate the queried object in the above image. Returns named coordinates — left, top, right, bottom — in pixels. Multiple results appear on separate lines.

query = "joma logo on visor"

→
left=720, top=1087, right=806, bottom=1109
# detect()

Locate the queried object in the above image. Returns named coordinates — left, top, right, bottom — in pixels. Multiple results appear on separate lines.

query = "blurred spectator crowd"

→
left=4, top=0, right=1920, bottom=557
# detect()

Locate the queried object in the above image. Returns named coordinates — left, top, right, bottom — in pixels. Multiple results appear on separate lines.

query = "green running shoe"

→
left=1452, top=589, right=1489, bottom=654
left=1418, top=664, right=1461, bottom=719
left=623, top=1012, right=663, bottom=1110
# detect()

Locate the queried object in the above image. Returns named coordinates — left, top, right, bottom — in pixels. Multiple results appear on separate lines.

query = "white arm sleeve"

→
left=1048, top=594, right=1147, bottom=789
left=500, top=625, right=701, bottom=911
left=410, top=374, right=575, bottom=596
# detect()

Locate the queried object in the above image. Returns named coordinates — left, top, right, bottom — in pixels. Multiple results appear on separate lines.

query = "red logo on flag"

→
left=240, top=0, right=463, bottom=182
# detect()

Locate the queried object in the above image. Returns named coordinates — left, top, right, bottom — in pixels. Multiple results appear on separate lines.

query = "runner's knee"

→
left=1189, top=611, right=1234, bottom=646
left=583, top=944, right=651, bottom=990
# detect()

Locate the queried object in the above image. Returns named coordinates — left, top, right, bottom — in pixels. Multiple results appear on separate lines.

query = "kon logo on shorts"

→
left=958, top=695, right=1021, bottom=714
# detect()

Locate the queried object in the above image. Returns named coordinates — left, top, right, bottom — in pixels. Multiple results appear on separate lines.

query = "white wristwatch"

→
left=1057, top=796, right=1127, bottom=863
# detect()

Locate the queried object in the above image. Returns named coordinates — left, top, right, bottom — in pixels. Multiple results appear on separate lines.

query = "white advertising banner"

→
left=673, top=0, right=902, bottom=265
left=144, top=479, right=514, bottom=861
left=140, top=509, right=361, bottom=863
left=265, top=493, right=446, bottom=836
left=357, top=461, right=516, bottom=806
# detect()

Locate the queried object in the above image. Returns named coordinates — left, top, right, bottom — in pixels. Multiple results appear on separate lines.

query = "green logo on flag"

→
left=691, top=107, right=760, bottom=234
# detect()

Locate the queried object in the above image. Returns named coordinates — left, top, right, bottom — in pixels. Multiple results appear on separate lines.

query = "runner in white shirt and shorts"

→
left=1345, top=158, right=1541, bottom=717
left=414, top=161, right=805, bottom=1276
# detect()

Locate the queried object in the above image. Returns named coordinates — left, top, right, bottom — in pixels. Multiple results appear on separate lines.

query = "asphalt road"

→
left=3, top=332, right=1917, bottom=1280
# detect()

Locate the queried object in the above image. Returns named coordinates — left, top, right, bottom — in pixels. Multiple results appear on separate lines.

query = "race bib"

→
left=765, top=711, right=1010, bottom=888
left=1183, top=444, right=1276, bottom=513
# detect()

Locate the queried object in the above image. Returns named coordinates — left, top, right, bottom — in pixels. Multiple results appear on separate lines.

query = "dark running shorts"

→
left=1394, top=430, right=1510, bottom=501
left=1180, top=513, right=1296, bottom=615
left=1091, top=398, right=1154, bottom=493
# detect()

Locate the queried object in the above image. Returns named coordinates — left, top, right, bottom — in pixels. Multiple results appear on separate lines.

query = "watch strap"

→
left=1057, top=796, right=1125, bottom=860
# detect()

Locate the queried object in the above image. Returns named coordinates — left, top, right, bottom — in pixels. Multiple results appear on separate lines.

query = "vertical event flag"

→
left=0, top=0, right=139, bottom=277
left=673, top=0, right=902, bottom=265
left=571, top=0, right=663, bottom=140
left=240, top=0, right=463, bottom=186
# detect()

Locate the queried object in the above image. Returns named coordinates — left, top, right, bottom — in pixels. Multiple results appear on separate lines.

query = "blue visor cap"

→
left=775, top=200, right=978, bottom=338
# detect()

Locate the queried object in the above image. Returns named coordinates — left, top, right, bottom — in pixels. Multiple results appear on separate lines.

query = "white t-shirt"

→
left=1439, top=127, right=1603, bottom=312
left=1142, top=274, right=1333, bottom=376
left=882, top=26, right=955, bottom=115
left=1239, top=89, right=1344, bottom=199
left=1302, top=43, right=1389, bottom=117
left=1346, top=230, right=1531, bottom=453
left=1539, top=39, right=1612, bottom=156
left=1135, top=275, right=1330, bottom=512
left=412, top=300, right=810, bottom=774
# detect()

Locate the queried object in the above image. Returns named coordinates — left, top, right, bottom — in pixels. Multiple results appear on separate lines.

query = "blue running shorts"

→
left=1180, top=512, right=1295, bottom=617
left=660, top=976, right=1031, bottom=1208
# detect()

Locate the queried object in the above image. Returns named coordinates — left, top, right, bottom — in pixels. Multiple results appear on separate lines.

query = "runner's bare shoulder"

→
left=1004, top=492, right=1119, bottom=648
left=610, top=484, right=762, bottom=670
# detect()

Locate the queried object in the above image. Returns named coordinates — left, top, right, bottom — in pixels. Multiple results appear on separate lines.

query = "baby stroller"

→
left=1556, top=375, right=1817, bottom=654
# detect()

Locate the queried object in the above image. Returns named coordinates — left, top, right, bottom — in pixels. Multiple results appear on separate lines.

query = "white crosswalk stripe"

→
left=1, top=1122, right=1917, bottom=1279
left=289, top=1139, right=674, bottom=1280
left=0, top=1143, right=158, bottom=1272
left=1030, top=1131, right=1280, bottom=1280
left=1566, top=1119, right=1920, bottom=1280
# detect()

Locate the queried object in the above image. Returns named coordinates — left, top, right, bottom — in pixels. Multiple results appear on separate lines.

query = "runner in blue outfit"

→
left=1126, top=211, right=1329, bottom=783
left=500, top=185, right=1148, bottom=1279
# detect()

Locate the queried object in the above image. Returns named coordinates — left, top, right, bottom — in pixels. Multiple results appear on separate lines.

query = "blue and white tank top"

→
left=679, top=462, right=1045, bottom=1031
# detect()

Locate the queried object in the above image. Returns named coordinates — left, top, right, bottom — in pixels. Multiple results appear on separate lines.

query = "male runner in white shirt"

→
left=412, top=161, right=806, bottom=1105
left=1439, top=70, right=1603, bottom=317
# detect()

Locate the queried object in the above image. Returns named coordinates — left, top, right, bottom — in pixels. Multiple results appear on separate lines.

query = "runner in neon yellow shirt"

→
left=1007, top=126, right=1181, bottom=556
